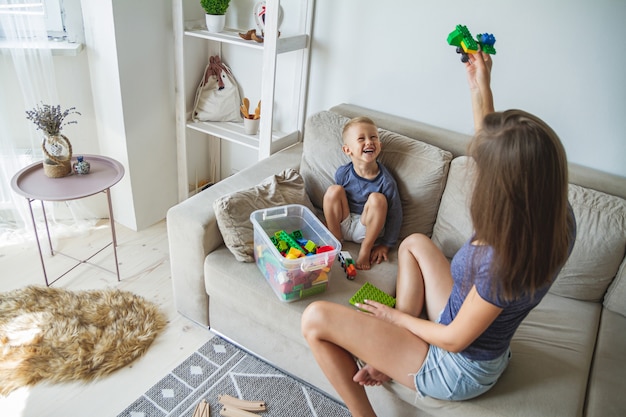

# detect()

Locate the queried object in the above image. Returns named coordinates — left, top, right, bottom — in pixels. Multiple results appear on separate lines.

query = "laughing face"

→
left=342, top=122, right=381, bottom=164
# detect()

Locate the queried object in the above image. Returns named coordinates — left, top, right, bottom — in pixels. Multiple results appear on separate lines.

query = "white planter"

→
left=205, top=14, right=225, bottom=33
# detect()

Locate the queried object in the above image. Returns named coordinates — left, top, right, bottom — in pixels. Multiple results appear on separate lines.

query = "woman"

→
left=301, top=50, right=576, bottom=417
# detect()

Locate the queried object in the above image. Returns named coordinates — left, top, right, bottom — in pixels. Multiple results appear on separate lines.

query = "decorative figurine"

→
left=73, top=155, right=90, bottom=175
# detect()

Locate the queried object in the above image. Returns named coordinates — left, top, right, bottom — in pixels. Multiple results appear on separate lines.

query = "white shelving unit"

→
left=173, top=0, right=314, bottom=201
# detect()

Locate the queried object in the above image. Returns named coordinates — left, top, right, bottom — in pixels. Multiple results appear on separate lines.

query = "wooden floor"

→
left=0, top=219, right=213, bottom=417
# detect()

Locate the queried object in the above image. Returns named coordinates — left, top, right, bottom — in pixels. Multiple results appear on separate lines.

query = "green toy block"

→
left=304, top=240, right=317, bottom=253
left=349, top=282, right=396, bottom=310
left=277, top=240, right=288, bottom=252
left=276, top=230, right=304, bottom=253
left=447, top=24, right=477, bottom=52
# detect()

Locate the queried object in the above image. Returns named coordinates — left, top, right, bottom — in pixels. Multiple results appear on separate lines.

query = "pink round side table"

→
left=11, top=155, right=125, bottom=286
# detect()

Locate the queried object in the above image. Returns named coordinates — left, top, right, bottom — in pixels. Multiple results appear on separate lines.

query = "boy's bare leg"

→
left=357, top=193, right=387, bottom=270
left=323, top=185, right=350, bottom=241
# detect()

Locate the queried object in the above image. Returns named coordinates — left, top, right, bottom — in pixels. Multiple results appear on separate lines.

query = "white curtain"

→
left=0, top=0, right=95, bottom=247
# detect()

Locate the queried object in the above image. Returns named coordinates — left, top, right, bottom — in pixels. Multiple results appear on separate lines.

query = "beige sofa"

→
left=167, top=104, right=626, bottom=417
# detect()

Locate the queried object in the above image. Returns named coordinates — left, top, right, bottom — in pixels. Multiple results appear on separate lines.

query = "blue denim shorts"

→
left=414, top=345, right=511, bottom=401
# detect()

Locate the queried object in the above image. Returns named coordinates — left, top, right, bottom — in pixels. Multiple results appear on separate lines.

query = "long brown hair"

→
left=469, top=109, right=573, bottom=300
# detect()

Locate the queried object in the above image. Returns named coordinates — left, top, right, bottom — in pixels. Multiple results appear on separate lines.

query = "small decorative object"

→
left=192, top=56, right=242, bottom=122
left=239, top=1, right=282, bottom=43
left=241, top=98, right=260, bottom=134
left=200, top=0, right=230, bottom=32
left=238, top=27, right=280, bottom=43
left=253, top=1, right=283, bottom=33
left=73, top=155, right=91, bottom=175
left=25, top=103, right=81, bottom=178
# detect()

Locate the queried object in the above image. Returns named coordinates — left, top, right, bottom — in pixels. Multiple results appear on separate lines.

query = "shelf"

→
left=174, top=0, right=313, bottom=202
left=0, top=39, right=84, bottom=56
left=187, top=120, right=300, bottom=153
left=184, top=25, right=308, bottom=54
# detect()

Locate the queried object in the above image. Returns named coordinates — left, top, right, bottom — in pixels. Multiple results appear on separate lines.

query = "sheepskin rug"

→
left=0, top=285, right=167, bottom=396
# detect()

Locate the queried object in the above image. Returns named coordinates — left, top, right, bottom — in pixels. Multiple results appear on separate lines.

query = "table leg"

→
left=105, top=188, right=121, bottom=281
left=40, top=199, right=54, bottom=256
left=26, top=198, right=50, bottom=286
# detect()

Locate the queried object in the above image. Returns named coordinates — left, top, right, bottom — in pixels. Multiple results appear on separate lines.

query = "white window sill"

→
left=0, top=39, right=83, bottom=56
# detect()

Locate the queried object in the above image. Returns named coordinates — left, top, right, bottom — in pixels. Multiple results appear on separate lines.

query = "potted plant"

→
left=25, top=103, right=80, bottom=178
left=200, top=0, right=230, bottom=32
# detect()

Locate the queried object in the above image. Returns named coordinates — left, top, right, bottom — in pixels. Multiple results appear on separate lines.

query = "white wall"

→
left=81, top=0, right=177, bottom=230
left=307, top=0, right=626, bottom=177
left=3, top=0, right=623, bottom=233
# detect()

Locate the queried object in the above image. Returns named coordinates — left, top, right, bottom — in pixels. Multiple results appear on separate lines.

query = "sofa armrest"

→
left=166, top=143, right=303, bottom=326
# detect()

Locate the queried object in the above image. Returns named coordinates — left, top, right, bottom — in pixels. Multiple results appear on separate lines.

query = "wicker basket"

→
left=43, top=159, right=72, bottom=178
left=42, top=134, right=73, bottom=178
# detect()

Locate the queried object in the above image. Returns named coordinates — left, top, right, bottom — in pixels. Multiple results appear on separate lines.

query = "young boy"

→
left=323, top=117, right=402, bottom=270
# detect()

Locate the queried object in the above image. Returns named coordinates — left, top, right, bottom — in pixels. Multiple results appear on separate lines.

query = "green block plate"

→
left=349, top=282, right=396, bottom=310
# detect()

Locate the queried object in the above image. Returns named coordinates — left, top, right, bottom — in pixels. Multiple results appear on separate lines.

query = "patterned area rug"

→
left=117, top=336, right=350, bottom=417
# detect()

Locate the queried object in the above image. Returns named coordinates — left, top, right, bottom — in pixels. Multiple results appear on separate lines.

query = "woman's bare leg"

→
left=395, top=233, right=453, bottom=320
left=302, top=301, right=428, bottom=417
left=354, top=233, right=453, bottom=385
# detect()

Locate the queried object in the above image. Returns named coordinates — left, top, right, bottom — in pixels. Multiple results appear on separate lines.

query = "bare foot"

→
left=356, top=250, right=371, bottom=270
left=353, top=364, right=391, bottom=386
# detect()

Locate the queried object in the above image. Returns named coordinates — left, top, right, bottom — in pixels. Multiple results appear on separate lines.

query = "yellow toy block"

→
left=286, top=247, right=304, bottom=259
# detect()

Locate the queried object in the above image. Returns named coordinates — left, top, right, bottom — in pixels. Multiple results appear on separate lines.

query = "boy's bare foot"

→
left=353, top=364, right=391, bottom=386
left=356, top=250, right=371, bottom=270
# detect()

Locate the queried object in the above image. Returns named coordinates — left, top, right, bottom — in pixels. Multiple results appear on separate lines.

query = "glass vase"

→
left=42, top=134, right=73, bottom=178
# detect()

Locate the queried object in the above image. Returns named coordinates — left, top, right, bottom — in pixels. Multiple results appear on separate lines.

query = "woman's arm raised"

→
left=465, top=50, right=495, bottom=131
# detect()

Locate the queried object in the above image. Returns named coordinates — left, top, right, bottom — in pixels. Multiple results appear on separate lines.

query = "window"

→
left=44, top=0, right=66, bottom=40
left=0, top=1, right=58, bottom=38
left=0, top=0, right=84, bottom=54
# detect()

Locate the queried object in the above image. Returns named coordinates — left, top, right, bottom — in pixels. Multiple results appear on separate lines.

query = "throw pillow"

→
left=551, top=184, right=626, bottom=302
left=213, top=169, right=314, bottom=262
left=431, top=156, right=475, bottom=258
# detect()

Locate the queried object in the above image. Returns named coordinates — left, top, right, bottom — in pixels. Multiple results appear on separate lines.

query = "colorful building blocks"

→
left=447, top=24, right=496, bottom=63
left=271, top=229, right=328, bottom=258
left=338, top=251, right=357, bottom=280
left=274, top=230, right=305, bottom=253
left=251, top=205, right=341, bottom=302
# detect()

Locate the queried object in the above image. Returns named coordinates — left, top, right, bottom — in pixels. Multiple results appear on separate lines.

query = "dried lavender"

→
left=25, top=103, right=81, bottom=136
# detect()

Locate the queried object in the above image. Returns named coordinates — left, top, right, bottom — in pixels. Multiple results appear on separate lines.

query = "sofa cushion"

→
left=551, top=184, right=626, bottom=301
left=213, top=169, right=314, bottom=262
left=300, top=110, right=452, bottom=239
left=204, top=239, right=398, bottom=392
left=433, top=157, right=626, bottom=303
left=431, top=156, right=475, bottom=258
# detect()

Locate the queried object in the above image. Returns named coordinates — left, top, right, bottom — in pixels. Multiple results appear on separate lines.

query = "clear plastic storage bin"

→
left=251, top=204, right=341, bottom=302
